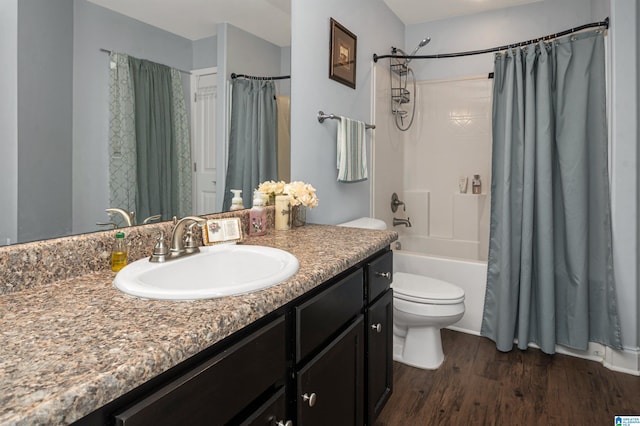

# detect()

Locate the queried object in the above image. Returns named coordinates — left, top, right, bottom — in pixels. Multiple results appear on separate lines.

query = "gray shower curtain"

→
left=481, top=30, right=622, bottom=354
left=223, top=79, right=278, bottom=210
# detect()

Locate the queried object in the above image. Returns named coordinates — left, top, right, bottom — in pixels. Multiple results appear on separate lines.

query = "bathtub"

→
left=393, top=248, right=488, bottom=335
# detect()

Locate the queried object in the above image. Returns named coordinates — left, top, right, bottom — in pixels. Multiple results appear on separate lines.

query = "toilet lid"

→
left=392, top=272, right=465, bottom=305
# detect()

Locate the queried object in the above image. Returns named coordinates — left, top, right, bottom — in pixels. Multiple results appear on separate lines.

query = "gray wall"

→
left=610, top=0, right=639, bottom=354
left=290, top=0, right=404, bottom=225
left=72, top=0, right=194, bottom=234
left=17, top=0, right=74, bottom=243
left=0, top=0, right=18, bottom=246
left=405, top=0, right=608, bottom=81
left=193, top=35, right=217, bottom=70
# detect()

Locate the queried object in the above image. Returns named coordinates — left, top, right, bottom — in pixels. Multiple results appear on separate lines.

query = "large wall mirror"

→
left=0, top=0, right=291, bottom=246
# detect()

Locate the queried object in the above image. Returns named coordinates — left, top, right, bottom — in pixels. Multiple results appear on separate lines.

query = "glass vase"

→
left=291, top=205, right=306, bottom=227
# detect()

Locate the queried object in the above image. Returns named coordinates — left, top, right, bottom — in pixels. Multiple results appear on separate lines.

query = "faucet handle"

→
left=184, top=222, right=206, bottom=254
left=149, top=231, right=169, bottom=263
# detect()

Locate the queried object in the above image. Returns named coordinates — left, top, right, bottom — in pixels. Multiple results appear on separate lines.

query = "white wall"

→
left=0, top=0, right=18, bottom=246
left=290, top=0, right=404, bottom=225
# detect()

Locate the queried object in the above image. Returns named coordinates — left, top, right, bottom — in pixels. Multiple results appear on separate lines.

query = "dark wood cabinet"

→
left=113, top=316, right=287, bottom=426
left=296, top=316, right=364, bottom=426
left=240, top=387, right=288, bottom=426
left=75, top=248, right=393, bottom=426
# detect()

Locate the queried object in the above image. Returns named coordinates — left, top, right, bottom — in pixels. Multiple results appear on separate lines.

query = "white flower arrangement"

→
left=258, top=180, right=319, bottom=208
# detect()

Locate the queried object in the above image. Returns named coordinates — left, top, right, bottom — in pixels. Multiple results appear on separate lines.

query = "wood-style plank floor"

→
left=376, top=329, right=640, bottom=425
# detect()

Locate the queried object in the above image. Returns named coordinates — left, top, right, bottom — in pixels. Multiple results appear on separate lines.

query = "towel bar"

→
left=317, top=111, right=376, bottom=129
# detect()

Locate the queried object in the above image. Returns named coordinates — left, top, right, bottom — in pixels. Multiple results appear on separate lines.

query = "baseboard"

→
left=446, top=326, right=640, bottom=376
left=604, top=347, right=640, bottom=376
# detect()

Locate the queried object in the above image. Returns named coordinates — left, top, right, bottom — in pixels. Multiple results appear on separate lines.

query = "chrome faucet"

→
left=106, top=208, right=136, bottom=227
left=169, top=216, right=207, bottom=257
left=393, top=217, right=412, bottom=227
left=143, top=214, right=162, bottom=224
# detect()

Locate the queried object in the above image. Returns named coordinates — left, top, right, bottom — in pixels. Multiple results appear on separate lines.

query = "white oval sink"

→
left=114, top=245, right=299, bottom=300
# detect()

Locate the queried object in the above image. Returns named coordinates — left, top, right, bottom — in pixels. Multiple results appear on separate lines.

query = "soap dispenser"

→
left=229, top=189, right=244, bottom=211
left=249, top=191, right=267, bottom=236
left=111, top=231, right=128, bottom=272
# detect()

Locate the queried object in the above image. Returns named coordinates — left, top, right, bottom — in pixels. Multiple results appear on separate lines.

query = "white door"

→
left=191, top=68, right=217, bottom=215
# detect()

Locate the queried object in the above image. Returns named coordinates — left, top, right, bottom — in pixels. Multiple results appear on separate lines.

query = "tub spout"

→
left=393, top=217, right=412, bottom=227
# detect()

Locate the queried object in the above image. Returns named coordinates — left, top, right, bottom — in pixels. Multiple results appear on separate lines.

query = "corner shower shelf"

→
left=392, top=88, right=411, bottom=104
left=390, top=63, right=408, bottom=76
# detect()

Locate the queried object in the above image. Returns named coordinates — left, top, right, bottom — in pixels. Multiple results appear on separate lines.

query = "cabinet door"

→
left=366, top=289, right=393, bottom=424
left=297, top=316, right=364, bottom=426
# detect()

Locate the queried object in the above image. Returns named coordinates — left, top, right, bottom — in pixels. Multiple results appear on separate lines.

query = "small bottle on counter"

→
left=472, top=174, right=482, bottom=194
left=249, top=191, right=267, bottom=236
left=229, top=189, right=244, bottom=211
left=111, top=231, right=128, bottom=272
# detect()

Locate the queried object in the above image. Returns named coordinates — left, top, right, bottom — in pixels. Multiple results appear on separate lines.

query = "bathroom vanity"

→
left=0, top=222, right=396, bottom=425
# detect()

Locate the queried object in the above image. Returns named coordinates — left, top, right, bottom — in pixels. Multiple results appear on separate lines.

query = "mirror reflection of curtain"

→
left=223, top=80, right=278, bottom=210
left=108, top=52, right=137, bottom=228
left=481, top=31, right=621, bottom=354
left=108, top=53, right=192, bottom=223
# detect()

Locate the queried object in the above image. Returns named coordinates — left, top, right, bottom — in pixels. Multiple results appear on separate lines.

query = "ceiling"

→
left=87, top=0, right=541, bottom=47
left=382, top=0, right=543, bottom=25
left=87, top=0, right=292, bottom=46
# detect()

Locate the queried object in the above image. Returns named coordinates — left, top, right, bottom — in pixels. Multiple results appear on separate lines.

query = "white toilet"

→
left=392, top=272, right=465, bottom=369
left=337, top=217, right=466, bottom=370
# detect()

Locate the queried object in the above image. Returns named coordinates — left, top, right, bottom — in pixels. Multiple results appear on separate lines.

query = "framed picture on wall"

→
left=329, top=18, right=357, bottom=89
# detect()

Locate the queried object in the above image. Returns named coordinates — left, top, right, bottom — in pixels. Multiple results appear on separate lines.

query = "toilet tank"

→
left=337, top=217, right=387, bottom=230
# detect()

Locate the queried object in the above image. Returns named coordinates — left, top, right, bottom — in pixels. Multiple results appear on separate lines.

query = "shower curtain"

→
left=223, top=79, right=278, bottom=210
left=481, top=30, right=622, bottom=354
left=109, top=53, right=192, bottom=223
left=108, top=52, right=137, bottom=228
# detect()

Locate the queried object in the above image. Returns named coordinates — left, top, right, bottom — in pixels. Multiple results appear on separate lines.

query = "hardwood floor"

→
left=375, top=329, right=640, bottom=425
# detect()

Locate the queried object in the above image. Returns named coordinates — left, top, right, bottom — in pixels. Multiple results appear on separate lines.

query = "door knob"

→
left=302, top=392, right=317, bottom=407
left=275, top=421, right=293, bottom=426
left=371, top=323, right=382, bottom=333
left=375, top=271, right=391, bottom=279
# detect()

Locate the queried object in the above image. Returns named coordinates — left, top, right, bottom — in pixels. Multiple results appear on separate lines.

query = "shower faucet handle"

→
left=391, top=192, right=406, bottom=213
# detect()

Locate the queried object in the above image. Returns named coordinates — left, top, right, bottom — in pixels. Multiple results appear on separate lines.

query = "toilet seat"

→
left=393, top=272, right=465, bottom=305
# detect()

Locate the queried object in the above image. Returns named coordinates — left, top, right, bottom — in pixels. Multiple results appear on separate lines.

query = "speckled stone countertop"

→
left=0, top=224, right=397, bottom=425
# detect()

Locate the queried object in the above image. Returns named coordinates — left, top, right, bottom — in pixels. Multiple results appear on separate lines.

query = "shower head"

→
left=407, top=37, right=431, bottom=58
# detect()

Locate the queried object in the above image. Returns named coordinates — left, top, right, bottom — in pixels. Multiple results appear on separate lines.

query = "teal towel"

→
left=337, top=117, right=368, bottom=182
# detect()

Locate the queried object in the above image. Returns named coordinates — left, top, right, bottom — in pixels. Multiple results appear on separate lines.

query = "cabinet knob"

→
left=375, top=271, right=391, bottom=279
left=275, top=421, right=293, bottom=426
left=371, top=323, right=382, bottom=333
left=302, top=392, right=317, bottom=407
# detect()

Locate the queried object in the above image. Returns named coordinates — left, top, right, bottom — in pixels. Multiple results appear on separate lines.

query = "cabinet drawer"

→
left=296, top=269, right=363, bottom=363
left=366, top=250, right=393, bottom=303
left=240, top=386, right=288, bottom=426
left=114, top=316, right=286, bottom=426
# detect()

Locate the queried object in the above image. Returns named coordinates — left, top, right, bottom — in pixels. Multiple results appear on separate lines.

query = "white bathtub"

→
left=393, top=249, right=488, bottom=335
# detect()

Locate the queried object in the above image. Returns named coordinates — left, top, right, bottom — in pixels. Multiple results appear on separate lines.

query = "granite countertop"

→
left=0, top=224, right=397, bottom=425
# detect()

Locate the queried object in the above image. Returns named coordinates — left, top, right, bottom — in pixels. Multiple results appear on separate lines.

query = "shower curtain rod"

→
left=99, top=48, right=192, bottom=75
left=231, top=73, right=291, bottom=81
left=372, top=17, right=609, bottom=62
